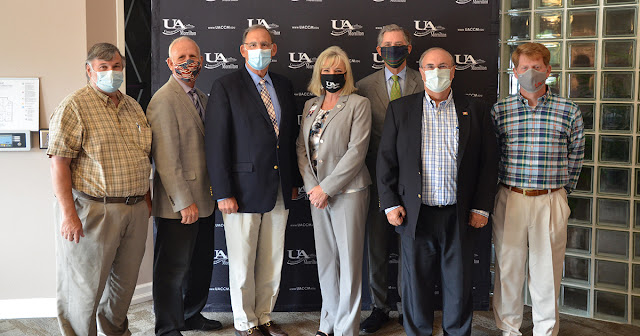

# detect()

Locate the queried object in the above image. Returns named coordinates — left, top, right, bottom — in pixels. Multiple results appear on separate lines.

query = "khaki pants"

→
left=492, top=186, right=570, bottom=336
left=222, top=188, right=289, bottom=330
left=55, top=196, right=149, bottom=336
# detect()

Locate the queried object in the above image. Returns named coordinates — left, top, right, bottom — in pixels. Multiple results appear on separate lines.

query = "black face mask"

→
left=321, top=73, right=346, bottom=93
left=379, top=45, right=409, bottom=68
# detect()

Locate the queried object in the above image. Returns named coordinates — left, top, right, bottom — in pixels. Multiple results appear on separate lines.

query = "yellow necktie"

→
left=390, top=75, right=401, bottom=101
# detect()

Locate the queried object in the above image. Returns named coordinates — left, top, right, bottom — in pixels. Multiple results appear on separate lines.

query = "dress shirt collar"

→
left=425, top=90, right=454, bottom=109
left=517, top=86, right=551, bottom=107
left=172, top=73, right=194, bottom=94
left=384, top=66, right=407, bottom=83
left=245, top=63, right=273, bottom=88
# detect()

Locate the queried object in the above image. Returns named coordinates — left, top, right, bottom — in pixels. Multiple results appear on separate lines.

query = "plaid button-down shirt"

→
left=421, top=92, right=458, bottom=206
left=47, top=84, right=152, bottom=197
left=491, top=90, right=585, bottom=191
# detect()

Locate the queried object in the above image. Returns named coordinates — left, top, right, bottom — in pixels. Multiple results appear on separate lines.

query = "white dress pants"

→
left=492, top=186, right=570, bottom=336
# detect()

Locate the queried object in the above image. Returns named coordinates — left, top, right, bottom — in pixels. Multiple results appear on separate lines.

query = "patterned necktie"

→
left=189, top=89, right=204, bottom=121
left=390, top=75, right=401, bottom=101
left=259, top=79, right=279, bottom=136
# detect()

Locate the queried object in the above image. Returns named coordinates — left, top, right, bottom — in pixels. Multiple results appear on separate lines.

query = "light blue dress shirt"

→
left=245, top=64, right=282, bottom=126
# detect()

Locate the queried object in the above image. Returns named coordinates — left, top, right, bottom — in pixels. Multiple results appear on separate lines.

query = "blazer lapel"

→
left=454, top=93, right=470, bottom=169
left=322, top=95, right=349, bottom=130
left=168, top=76, right=205, bottom=135
left=240, top=69, right=275, bottom=131
left=408, top=93, right=424, bottom=171
left=302, top=96, right=323, bottom=181
left=372, top=70, right=390, bottom=109
left=405, top=68, right=423, bottom=95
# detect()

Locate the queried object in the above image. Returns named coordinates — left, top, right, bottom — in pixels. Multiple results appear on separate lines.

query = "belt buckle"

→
left=521, top=188, right=534, bottom=196
left=125, top=196, right=137, bottom=205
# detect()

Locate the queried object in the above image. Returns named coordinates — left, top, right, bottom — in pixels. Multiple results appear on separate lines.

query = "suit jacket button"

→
left=418, top=194, right=421, bottom=198
left=320, top=139, right=324, bottom=144
left=318, top=160, right=323, bottom=164
left=274, top=165, right=278, bottom=169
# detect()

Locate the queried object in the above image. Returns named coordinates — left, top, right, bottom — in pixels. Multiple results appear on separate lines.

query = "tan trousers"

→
left=492, top=186, right=570, bottom=336
left=222, top=188, right=289, bottom=330
left=55, top=196, right=149, bottom=336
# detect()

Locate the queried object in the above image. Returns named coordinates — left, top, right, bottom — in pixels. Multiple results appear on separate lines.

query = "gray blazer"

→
left=296, top=94, right=372, bottom=197
left=147, top=76, right=215, bottom=219
left=355, top=67, right=423, bottom=171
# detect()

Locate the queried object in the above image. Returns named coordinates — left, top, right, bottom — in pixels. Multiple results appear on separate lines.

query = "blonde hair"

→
left=512, top=42, right=550, bottom=68
left=308, top=46, right=356, bottom=96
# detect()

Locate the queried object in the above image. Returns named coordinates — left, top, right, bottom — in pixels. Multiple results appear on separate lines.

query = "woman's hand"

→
left=308, top=185, right=329, bottom=209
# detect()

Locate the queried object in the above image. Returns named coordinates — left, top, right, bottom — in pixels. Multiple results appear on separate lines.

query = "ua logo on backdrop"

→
left=288, top=52, right=316, bottom=69
left=213, top=249, right=229, bottom=265
left=162, top=19, right=196, bottom=36
left=413, top=20, right=446, bottom=37
left=247, top=18, right=281, bottom=35
left=287, top=249, right=317, bottom=265
left=371, top=53, right=385, bottom=70
left=330, top=19, right=364, bottom=37
left=204, top=52, right=238, bottom=70
left=455, top=54, right=488, bottom=71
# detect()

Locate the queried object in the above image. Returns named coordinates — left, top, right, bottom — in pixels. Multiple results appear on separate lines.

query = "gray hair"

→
left=418, top=47, right=454, bottom=68
left=242, top=24, right=275, bottom=44
left=168, top=36, right=201, bottom=58
left=85, top=43, right=125, bottom=80
left=377, top=24, right=412, bottom=46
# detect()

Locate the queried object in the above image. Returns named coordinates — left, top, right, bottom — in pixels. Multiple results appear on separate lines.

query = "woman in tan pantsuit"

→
left=296, top=46, right=372, bottom=336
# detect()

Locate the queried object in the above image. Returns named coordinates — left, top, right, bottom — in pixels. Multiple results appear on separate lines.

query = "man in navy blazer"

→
left=205, top=24, right=301, bottom=336
left=377, top=47, right=498, bottom=336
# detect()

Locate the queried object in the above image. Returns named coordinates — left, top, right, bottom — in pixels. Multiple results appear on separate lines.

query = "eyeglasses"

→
left=243, top=42, right=273, bottom=50
left=422, top=64, right=452, bottom=70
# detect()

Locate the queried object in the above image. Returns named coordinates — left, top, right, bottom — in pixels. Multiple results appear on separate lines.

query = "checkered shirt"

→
left=47, top=84, right=152, bottom=197
left=421, top=92, right=458, bottom=206
left=491, top=91, right=585, bottom=191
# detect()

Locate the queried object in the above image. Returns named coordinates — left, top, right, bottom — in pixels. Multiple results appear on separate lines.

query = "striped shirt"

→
left=47, top=84, right=152, bottom=197
left=491, top=90, right=584, bottom=191
left=421, top=92, right=458, bottom=206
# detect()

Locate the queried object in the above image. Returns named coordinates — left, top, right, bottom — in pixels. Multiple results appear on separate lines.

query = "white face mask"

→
left=423, top=68, right=451, bottom=93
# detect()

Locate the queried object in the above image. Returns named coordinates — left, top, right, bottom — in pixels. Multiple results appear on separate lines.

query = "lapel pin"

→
left=462, top=111, right=468, bottom=116
left=337, top=104, right=342, bottom=108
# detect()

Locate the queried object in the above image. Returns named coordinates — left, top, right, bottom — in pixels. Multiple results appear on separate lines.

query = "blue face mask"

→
left=247, top=48, right=272, bottom=70
left=88, top=64, right=124, bottom=93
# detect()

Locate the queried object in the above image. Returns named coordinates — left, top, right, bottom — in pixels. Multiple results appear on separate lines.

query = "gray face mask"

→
left=517, top=68, right=548, bottom=93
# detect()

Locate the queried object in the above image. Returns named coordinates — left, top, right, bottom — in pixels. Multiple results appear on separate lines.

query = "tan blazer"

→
left=296, top=94, right=372, bottom=197
left=147, top=76, right=215, bottom=219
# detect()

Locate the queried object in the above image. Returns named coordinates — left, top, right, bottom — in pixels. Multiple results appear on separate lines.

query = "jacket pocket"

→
left=183, top=171, right=196, bottom=181
left=232, top=162, right=254, bottom=173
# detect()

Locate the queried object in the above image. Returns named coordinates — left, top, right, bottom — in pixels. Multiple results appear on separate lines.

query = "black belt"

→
left=73, top=190, right=145, bottom=205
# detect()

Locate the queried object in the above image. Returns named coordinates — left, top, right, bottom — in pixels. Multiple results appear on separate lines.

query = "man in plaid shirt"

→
left=491, top=43, right=584, bottom=336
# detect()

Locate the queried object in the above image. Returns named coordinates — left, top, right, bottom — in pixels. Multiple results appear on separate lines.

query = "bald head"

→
left=168, top=36, right=201, bottom=59
left=419, top=47, right=454, bottom=69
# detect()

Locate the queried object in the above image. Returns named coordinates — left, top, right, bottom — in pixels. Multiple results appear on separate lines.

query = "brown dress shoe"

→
left=235, top=326, right=264, bottom=336
left=258, top=321, right=288, bottom=336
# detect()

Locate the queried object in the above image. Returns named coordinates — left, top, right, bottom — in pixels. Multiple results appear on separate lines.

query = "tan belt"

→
left=73, top=190, right=146, bottom=205
left=501, top=183, right=561, bottom=197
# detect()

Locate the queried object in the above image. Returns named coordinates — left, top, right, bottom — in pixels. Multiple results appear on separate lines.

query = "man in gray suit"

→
left=146, top=36, right=221, bottom=336
left=356, top=24, right=424, bottom=333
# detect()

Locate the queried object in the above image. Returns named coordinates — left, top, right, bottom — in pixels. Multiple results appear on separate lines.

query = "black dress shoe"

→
left=360, top=308, right=389, bottom=334
left=181, top=313, right=223, bottom=331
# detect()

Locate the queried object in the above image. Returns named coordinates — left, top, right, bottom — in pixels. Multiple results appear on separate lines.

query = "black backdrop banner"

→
left=151, top=0, right=499, bottom=312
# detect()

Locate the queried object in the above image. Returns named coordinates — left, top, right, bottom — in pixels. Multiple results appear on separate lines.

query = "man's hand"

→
left=218, top=197, right=239, bottom=215
left=61, top=214, right=84, bottom=243
left=291, top=187, right=299, bottom=200
left=308, top=185, right=329, bottom=209
left=468, top=212, right=488, bottom=228
left=386, top=206, right=406, bottom=226
left=180, top=203, right=199, bottom=224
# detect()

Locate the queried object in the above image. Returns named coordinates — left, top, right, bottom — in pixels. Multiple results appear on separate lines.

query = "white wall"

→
left=0, top=0, right=153, bottom=318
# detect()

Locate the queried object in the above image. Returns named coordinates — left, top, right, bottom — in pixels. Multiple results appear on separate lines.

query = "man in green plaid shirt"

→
left=491, top=42, right=584, bottom=336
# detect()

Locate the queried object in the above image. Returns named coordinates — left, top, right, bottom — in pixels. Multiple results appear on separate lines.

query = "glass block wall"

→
left=498, top=0, right=640, bottom=325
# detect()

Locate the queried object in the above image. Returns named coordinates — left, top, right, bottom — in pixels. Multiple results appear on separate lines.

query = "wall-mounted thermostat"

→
left=0, top=131, right=30, bottom=151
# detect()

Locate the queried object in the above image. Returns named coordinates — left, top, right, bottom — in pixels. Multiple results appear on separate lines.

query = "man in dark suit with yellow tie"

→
left=205, top=25, right=302, bottom=336
left=356, top=24, right=424, bottom=333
